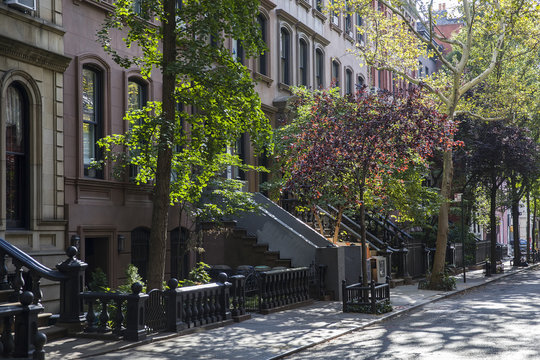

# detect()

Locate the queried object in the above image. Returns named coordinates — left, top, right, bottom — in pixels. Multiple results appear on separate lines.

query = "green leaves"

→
left=98, top=0, right=272, bottom=207
left=276, top=87, right=455, bottom=224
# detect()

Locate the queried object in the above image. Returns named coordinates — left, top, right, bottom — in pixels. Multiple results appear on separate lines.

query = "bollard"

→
left=485, top=261, right=492, bottom=277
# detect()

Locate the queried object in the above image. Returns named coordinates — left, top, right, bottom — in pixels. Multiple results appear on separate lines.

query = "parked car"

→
left=510, top=239, right=530, bottom=255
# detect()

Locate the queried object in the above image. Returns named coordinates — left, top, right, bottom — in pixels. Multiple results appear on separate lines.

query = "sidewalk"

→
left=45, top=260, right=537, bottom=360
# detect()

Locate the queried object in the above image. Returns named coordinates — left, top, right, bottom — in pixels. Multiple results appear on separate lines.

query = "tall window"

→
left=345, top=69, right=353, bottom=95
left=234, top=133, right=246, bottom=180
left=280, top=28, right=291, bottom=85
left=331, top=0, right=339, bottom=25
left=315, top=0, right=322, bottom=12
left=315, top=49, right=324, bottom=89
left=82, top=67, right=103, bottom=178
left=232, top=39, right=244, bottom=64
left=332, top=60, right=340, bottom=88
left=128, top=79, right=147, bottom=111
left=128, top=79, right=148, bottom=179
left=345, top=1, right=352, bottom=34
left=356, top=13, right=364, bottom=44
left=131, top=227, right=150, bottom=281
left=257, top=15, right=268, bottom=75
left=6, top=84, right=28, bottom=229
left=299, top=39, right=308, bottom=86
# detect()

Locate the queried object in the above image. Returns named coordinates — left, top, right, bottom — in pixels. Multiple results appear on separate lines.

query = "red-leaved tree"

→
left=278, top=87, right=457, bottom=285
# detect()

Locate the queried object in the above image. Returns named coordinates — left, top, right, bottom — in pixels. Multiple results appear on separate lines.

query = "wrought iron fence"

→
left=342, top=278, right=390, bottom=314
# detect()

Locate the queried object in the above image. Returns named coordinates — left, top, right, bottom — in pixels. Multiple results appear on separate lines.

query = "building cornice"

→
left=260, top=0, right=277, bottom=10
left=0, top=34, right=72, bottom=73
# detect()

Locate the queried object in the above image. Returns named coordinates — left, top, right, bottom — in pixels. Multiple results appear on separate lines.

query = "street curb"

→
left=266, top=263, right=540, bottom=360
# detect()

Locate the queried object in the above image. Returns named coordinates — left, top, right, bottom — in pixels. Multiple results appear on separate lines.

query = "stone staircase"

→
left=231, top=227, right=292, bottom=268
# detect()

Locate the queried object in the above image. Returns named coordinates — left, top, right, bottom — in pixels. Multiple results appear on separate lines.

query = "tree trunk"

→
left=147, top=0, right=176, bottom=290
left=313, top=206, right=325, bottom=237
left=359, top=188, right=368, bottom=286
left=511, top=176, right=521, bottom=266
left=489, top=185, right=497, bottom=274
left=526, top=187, right=531, bottom=261
left=431, top=148, right=453, bottom=284
left=332, top=206, right=344, bottom=244
left=533, top=197, right=537, bottom=251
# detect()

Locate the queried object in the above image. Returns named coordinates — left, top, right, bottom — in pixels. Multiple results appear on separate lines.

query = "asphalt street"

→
left=285, top=268, right=540, bottom=360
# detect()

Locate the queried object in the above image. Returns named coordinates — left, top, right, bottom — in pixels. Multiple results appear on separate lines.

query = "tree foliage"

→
left=330, top=0, right=540, bottom=286
left=457, top=118, right=540, bottom=269
left=98, top=0, right=272, bottom=289
left=278, top=87, right=455, bottom=284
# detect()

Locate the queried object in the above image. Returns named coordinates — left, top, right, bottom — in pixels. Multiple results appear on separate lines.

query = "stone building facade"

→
left=0, top=0, right=70, bottom=310
left=0, top=0, right=424, bottom=305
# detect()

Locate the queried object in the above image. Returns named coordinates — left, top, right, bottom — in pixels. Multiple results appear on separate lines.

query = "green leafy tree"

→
left=98, top=0, right=272, bottom=289
left=458, top=119, right=539, bottom=271
left=278, top=87, right=454, bottom=285
left=330, top=0, right=540, bottom=286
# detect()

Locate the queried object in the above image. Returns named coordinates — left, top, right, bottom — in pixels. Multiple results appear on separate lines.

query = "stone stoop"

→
left=231, top=227, right=292, bottom=269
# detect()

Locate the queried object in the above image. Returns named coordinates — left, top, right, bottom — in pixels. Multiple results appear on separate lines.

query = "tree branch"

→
left=454, top=111, right=507, bottom=122
left=378, top=0, right=458, bottom=74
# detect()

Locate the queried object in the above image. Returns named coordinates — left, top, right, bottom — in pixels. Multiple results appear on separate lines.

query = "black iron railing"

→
left=342, top=278, right=390, bottom=314
left=81, top=282, right=148, bottom=341
left=259, top=267, right=310, bottom=313
left=0, top=291, right=46, bottom=359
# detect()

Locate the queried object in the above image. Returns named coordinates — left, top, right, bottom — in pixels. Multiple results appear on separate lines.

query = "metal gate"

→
left=145, top=289, right=167, bottom=333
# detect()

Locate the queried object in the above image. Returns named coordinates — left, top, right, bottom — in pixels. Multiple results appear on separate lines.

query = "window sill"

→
left=278, top=82, right=292, bottom=93
left=344, top=32, right=355, bottom=43
left=296, top=0, right=311, bottom=10
left=330, top=22, right=343, bottom=34
left=254, top=72, right=274, bottom=87
left=313, top=8, right=327, bottom=22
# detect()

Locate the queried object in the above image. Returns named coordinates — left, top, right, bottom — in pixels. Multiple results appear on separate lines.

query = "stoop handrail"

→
left=0, top=238, right=67, bottom=282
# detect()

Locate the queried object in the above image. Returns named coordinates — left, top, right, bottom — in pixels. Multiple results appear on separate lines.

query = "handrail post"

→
left=124, top=283, right=148, bottom=341
left=229, top=275, right=246, bottom=320
left=217, top=273, right=231, bottom=320
left=165, top=278, right=186, bottom=332
left=13, top=291, right=44, bottom=358
left=56, top=246, right=87, bottom=330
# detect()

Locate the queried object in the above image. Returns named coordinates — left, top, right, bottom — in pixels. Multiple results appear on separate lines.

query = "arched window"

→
left=315, top=49, right=324, bottom=89
left=82, top=66, right=103, bottom=178
left=257, top=14, right=268, bottom=75
left=357, top=75, right=366, bottom=89
left=332, top=60, right=340, bottom=88
left=280, top=28, right=291, bottom=85
left=345, top=69, right=353, bottom=95
left=299, top=39, right=308, bottom=86
left=6, top=84, right=28, bottom=229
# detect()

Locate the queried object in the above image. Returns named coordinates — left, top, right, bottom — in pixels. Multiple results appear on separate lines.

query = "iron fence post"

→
left=56, top=246, right=87, bottom=326
left=124, top=283, right=148, bottom=341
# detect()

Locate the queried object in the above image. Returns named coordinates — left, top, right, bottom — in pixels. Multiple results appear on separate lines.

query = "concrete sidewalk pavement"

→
left=44, top=260, right=537, bottom=360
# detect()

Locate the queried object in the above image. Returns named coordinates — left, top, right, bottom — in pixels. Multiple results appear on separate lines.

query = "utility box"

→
left=372, top=256, right=387, bottom=284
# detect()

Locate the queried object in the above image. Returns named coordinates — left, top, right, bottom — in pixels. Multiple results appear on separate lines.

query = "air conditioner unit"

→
left=373, top=256, right=387, bottom=284
left=5, top=0, right=35, bottom=11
